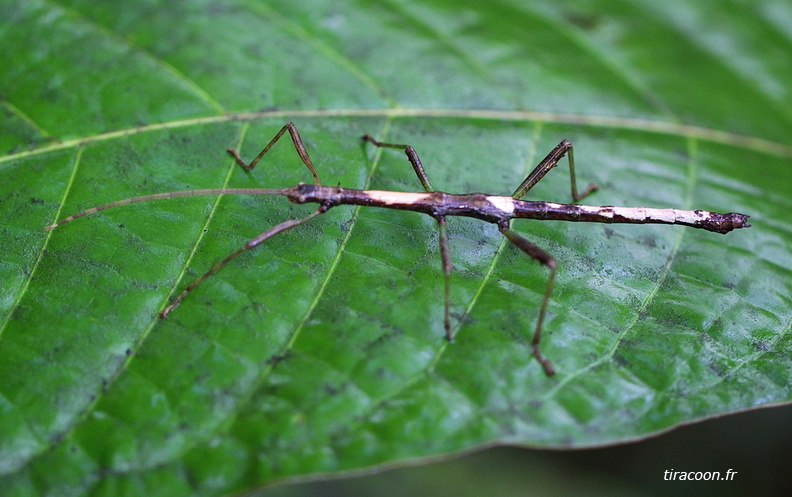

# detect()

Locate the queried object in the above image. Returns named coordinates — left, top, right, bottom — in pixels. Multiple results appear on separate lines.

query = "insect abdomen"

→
left=514, top=201, right=750, bottom=234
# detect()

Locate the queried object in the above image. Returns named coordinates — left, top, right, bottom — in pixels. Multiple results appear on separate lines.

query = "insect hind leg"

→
left=498, top=222, right=558, bottom=376
left=436, top=215, right=455, bottom=342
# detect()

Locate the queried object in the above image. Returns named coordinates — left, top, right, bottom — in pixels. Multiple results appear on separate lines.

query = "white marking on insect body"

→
left=362, top=190, right=433, bottom=205
left=597, top=205, right=614, bottom=220
left=676, top=209, right=707, bottom=223
left=487, top=195, right=516, bottom=215
left=612, top=206, right=647, bottom=220
left=645, top=208, right=677, bottom=223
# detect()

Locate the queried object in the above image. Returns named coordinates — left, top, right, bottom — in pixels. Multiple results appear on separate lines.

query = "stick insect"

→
left=46, top=122, right=751, bottom=376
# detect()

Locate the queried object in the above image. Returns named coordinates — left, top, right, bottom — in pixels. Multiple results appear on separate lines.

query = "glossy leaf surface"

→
left=1, top=0, right=790, bottom=495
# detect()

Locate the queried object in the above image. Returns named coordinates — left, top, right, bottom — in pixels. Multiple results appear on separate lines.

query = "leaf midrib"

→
left=3, top=109, right=790, bottom=170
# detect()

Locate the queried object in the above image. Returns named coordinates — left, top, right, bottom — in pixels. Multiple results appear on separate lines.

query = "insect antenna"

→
left=45, top=188, right=292, bottom=230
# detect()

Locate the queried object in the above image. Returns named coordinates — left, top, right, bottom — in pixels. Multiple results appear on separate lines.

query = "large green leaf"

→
left=1, top=0, right=790, bottom=495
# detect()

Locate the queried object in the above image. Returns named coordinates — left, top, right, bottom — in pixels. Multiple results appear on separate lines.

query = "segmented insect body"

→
left=46, top=123, right=750, bottom=376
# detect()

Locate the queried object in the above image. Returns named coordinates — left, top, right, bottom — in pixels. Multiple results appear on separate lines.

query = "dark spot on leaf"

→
left=640, top=235, right=656, bottom=248
left=564, top=12, right=600, bottom=30
left=706, top=359, right=727, bottom=377
left=754, top=340, right=770, bottom=351
left=363, top=326, right=403, bottom=351
left=673, top=147, right=688, bottom=160
left=603, top=227, right=614, bottom=239
left=266, top=352, right=290, bottom=365
left=329, top=428, right=352, bottom=446
left=526, top=399, right=544, bottom=411
left=613, top=353, right=629, bottom=368
left=125, top=348, right=133, bottom=356
left=30, top=197, right=44, bottom=204
left=459, top=311, right=476, bottom=328
left=118, top=224, right=125, bottom=229
left=503, top=328, right=529, bottom=345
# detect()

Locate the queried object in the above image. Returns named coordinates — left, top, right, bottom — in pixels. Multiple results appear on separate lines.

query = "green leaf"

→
left=1, top=0, right=790, bottom=495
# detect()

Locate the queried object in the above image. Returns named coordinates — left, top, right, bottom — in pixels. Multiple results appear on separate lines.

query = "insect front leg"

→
left=498, top=221, right=558, bottom=376
left=511, top=140, right=597, bottom=202
left=227, top=122, right=322, bottom=184
left=160, top=204, right=331, bottom=318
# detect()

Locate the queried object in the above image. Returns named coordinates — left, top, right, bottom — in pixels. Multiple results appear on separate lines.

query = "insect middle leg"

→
left=498, top=221, right=558, bottom=376
left=227, top=122, right=322, bottom=184
left=362, top=133, right=459, bottom=340
left=511, top=140, right=597, bottom=202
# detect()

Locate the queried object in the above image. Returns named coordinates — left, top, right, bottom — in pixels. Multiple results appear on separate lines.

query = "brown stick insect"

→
left=46, top=123, right=751, bottom=375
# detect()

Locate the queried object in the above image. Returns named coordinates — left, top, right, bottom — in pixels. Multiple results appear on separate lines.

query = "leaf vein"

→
left=11, top=127, right=245, bottom=473
left=239, top=0, right=395, bottom=107
left=375, top=0, right=523, bottom=107
left=517, top=3, right=678, bottom=119
left=0, top=99, right=52, bottom=138
left=0, top=146, right=83, bottom=341
left=4, top=109, right=790, bottom=168
left=46, top=0, right=226, bottom=113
